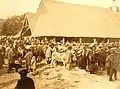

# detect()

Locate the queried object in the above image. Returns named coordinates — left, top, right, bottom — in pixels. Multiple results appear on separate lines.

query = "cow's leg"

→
left=11, top=63, right=15, bottom=72
left=63, top=61, right=66, bottom=68
left=51, top=58, right=55, bottom=68
left=114, top=69, right=117, bottom=80
left=15, top=65, right=18, bottom=72
left=8, top=63, right=12, bottom=73
left=106, top=67, right=110, bottom=76
left=66, top=63, right=70, bottom=70
left=51, top=60, right=53, bottom=68
left=53, top=60, right=57, bottom=68
left=109, top=69, right=114, bottom=81
left=46, top=57, right=50, bottom=64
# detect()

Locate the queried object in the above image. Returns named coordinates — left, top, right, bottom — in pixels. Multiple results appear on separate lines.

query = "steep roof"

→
left=14, top=12, right=40, bottom=37
left=26, top=12, right=40, bottom=33
left=30, top=0, right=120, bottom=38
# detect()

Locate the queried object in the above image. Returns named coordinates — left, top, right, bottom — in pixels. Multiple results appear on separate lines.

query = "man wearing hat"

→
left=0, top=49, right=4, bottom=69
left=7, top=45, right=16, bottom=73
left=34, top=43, right=45, bottom=63
left=66, top=46, right=73, bottom=70
left=15, top=69, right=35, bottom=89
left=45, top=44, right=53, bottom=64
left=105, top=50, right=118, bottom=81
left=24, top=48, right=33, bottom=72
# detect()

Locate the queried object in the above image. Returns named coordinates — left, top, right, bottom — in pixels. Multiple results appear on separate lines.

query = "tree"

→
left=113, top=0, right=116, bottom=2
left=0, top=19, right=5, bottom=35
left=2, top=15, right=24, bottom=36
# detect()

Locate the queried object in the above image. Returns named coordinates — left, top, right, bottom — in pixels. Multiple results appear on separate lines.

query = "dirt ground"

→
left=0, top=60, right=120, bottom=89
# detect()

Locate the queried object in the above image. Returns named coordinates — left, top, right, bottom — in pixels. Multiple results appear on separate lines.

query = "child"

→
left=31, top=53, right=37, bottom=75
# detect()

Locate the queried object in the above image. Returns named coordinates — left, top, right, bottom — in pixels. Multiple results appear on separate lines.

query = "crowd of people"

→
left=0, top=36, right=120, bottom=81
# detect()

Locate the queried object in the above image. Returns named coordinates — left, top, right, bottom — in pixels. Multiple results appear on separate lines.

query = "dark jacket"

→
left=15, top=77, right=35, bottom=89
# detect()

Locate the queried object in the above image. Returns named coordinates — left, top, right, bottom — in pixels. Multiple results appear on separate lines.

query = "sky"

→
left=0, top=0, right=120, bottom=19
left=0, top=0, right=40, bottom=19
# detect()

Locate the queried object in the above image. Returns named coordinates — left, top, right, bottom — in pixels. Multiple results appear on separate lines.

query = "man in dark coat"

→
left=35, top=44, right=45, bottom=63
left=0, top=49, right=4, bottom=69
left=15, top=69, right=35, bottom=89
left=105, top=50, right=117, bottom=81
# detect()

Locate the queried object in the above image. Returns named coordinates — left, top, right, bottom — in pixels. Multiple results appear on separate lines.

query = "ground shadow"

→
left=38, top=66, right=51, bottom=73
left=0, top=79, right=18, bottom=88
left=56, top=61, right=63, bottom=66
left=37, top=62, right=47, bottom=69
left=0, top=67, right=8, bottom=76
left=95, top=71, right=106, bottom=76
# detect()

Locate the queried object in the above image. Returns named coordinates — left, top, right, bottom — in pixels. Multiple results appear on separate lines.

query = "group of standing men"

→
left=0, top=37, right=120, bottom=81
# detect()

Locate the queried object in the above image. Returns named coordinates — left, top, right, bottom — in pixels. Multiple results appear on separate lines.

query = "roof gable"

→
left=31, top=0, right=120, bottom=38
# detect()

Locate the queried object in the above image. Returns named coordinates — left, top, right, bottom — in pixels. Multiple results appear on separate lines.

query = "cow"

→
left=51, top=52, right=66, bottom=67
left=76, top=49, right=89, bottom=70
left=51, top=49, right=77, bottom=69
left=85, top=49, right=99, bottom=74
left=94, top=51, right=109, bottom=70
left=86, top=50, right=108, bottom=74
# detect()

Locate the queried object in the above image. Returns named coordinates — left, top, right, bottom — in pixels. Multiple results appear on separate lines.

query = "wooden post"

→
left=79, top=38, right=82, bottom=43
left=45, top=37, right=47, bottom=41
left=53, top=37, right=56, bottom=42
left=119, top=40, right=120, bottom=44
left=93, top=39, right=96, bottom=43
left=63, top=38, right=65, bottom=44
left=107, top=39, right=110, bottom=43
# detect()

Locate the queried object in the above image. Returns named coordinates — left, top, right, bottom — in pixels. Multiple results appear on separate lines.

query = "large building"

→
left=15, top=0, right=120, bottom=42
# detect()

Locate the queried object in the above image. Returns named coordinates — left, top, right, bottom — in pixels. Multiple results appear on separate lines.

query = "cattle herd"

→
left=0, top=36, right=120, bottom=81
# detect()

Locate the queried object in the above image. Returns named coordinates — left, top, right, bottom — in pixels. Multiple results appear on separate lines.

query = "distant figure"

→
left=15, top=69, right=35, bottom=89
left=105, top=50, right=117, bottom=81
left=46, top=45, right=53, bottom=64
left=35, top=44, right=45, bottom=62
left=24, top=49, right=33, bottom=72
left=66, top=46, right=73, bottom=70
left=0, top=49, right=4, bottom=69
left=7, top=47, right=16, bottom=73
left=31, top=53, right=38, bottom=76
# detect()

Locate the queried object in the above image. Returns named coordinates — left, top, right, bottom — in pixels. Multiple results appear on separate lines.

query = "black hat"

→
left=68, top=46, right=72, bottom=50
left=19, top=69, right=28, bottom=76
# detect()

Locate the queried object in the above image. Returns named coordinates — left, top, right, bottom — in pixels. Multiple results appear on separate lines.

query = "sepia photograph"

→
left=0, top=0, right=120, bottom=89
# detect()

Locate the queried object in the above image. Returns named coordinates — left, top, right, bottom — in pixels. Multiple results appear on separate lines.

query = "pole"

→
left=119, top=40, right=120, bottom=44
left=107, top=39, right=110, bottom=43
left=63, top=38, right=65, bottom=44
left=45, top=37, right=47, bottom=41
left=79, top=38, right=82, bottom=43
left=93, top=39, right=96, bottom=43
left=53, top=37, right=56, bottom=42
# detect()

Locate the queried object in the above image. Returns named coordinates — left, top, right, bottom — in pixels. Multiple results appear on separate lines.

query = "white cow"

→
left=51, top=51, right=77, bottom=68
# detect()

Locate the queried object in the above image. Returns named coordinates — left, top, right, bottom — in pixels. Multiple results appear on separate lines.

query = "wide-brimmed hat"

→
left=110, top=48, right=116, bottom=53
left=77, top=50, right=83, bottom=54
left=18, top=69, right=29, bottom=76
left=110, top=47, right=117, bottom=51
left=25, top=45, right=31, bottom=49
left=68, top=46, right=72, bottom=50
